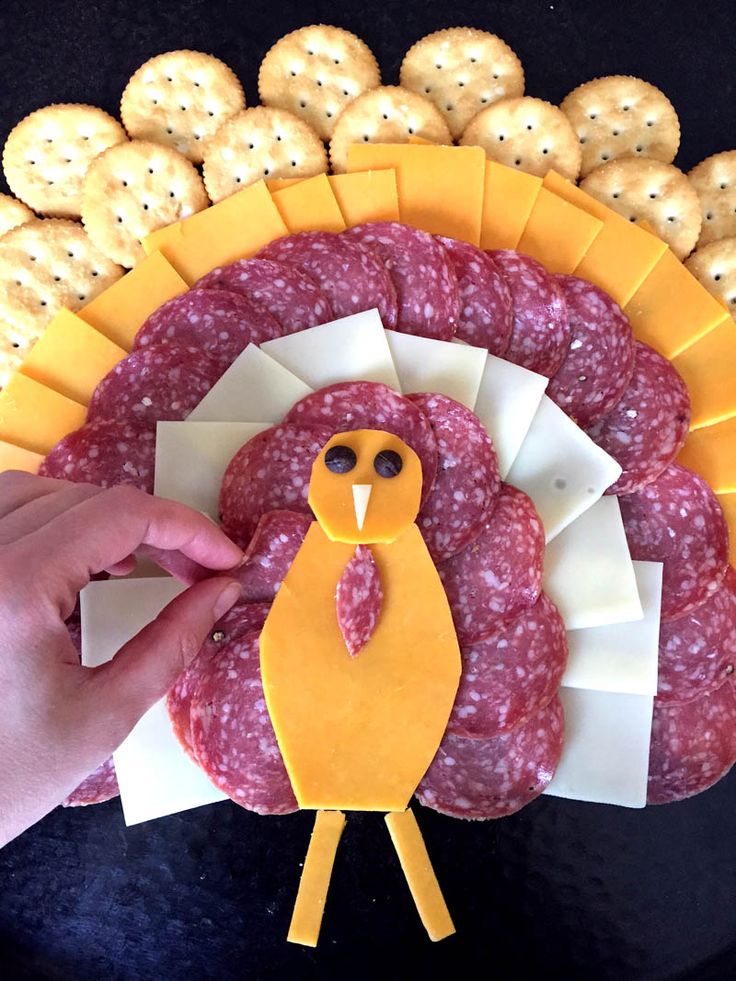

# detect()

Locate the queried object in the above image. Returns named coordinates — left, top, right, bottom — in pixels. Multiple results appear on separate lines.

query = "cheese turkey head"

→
left=308, top=429, right=422, bottom=544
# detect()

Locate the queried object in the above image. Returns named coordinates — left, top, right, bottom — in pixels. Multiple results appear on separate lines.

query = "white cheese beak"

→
left=352, top=484, right=373, bottom=531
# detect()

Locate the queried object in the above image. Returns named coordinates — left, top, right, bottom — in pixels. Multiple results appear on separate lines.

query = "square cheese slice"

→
left=480, top=162, right=542, bottom=251
left=0, top=439, right=44, bottom=474
left=677, top=416, right=736, bottom=493
left=0, top=373, right=87, bottom=455
left=385, top=331, right=487, bottom=407
left=271, top=173, right=346, bottom=233
left=328, top=171, right=400, bottom=226
left=517, top=187, right=603, bottom=275
left=672, top=314, right=736, bottom=429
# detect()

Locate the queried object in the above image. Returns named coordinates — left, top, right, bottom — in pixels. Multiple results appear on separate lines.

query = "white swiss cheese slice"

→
left=80, top=578, right=227, bottom=825
left=543, top=496, right=643, bottom=630
left=544, top=688, right=654, bottom=808
left=506, top=396, right=622, bottom=540
left=385, top=330, right=487, bottom=407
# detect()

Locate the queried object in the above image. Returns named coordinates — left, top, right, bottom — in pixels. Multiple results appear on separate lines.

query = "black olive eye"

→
left=374, top=450, right=403, bottom=478
left=325, top=445, right=356, bottom=473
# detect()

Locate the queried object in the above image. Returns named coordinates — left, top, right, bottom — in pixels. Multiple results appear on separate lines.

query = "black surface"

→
left=1, top=1, right=736, bottom=978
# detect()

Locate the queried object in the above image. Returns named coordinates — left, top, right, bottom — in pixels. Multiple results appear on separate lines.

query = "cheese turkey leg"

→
left=287, top=810, right=346, bottom=947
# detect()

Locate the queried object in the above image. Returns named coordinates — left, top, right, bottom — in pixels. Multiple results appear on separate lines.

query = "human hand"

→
left=0, top=472, right=244, bottom=847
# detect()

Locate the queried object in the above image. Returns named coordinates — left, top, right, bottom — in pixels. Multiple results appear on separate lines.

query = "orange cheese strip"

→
left=480, top=161, right=542, bottom=251
left=271, top=173, right=346, bottom=233
left=0, top=439, right=44, bottom=475
left=672, top=315, right=736, bottom=429
left=20, top=309, right=126, bottom=405
left=328, top=171, right=399, bottom=226
left=346, top=143, right=486, bottom=244
left=78, top=251, right=188, bottom=351
left=717, top=494, right=736, bottom=565
left=0, top=373, right=86, bottom=455
left=385, top=809, right=455, bottom=942
left=142, top=180, right=288, bottom=284
left=677, top=417, right=736, bottom=493
left=287, top=810, right=346, bottom=947
left=517, top=186, right=603, bottom=275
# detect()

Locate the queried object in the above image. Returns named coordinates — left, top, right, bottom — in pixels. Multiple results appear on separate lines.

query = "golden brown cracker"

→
left=689, top=151, right=736, bottom=247
left=685, top=238, right=736, bottom=318
left=259, top=25, right=380, bottom=141
left=121, top=50, right=246, bottom=165
left=400, top=27, right=524, bottom=140
left=2, top=104, right=127, bottom=218
left=0, top=194, right=34, bottom=237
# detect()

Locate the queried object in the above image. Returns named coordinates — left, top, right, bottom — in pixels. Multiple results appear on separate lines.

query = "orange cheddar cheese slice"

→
left=271, top=173, right=346, bottom=234
left=672, top=315, right=736, bottom=429
left=288, top=810, right=346, bottom=947
left=328, top=170, right=399, bottom=226
left=677, top=417, right=736, bottom=494
left=480, top=161, right=542, bottom=251
left=142, top=180, right=289, bottom=284
left=717, top=494, right=736, bottom=565
left=346, top=143, right=486, bottom=244
left=517, top=187, right=603, bottom=275
left=20, top=309, right=126, bottom=405
left=0, top=439, right=44, bottom=475
left=0, top=373, right=86, bottom=456
left=78, top=251, right=188, bottom=351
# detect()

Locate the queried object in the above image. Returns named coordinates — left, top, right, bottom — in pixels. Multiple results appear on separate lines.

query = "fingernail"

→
left=213, top=581, right=241, bottom=619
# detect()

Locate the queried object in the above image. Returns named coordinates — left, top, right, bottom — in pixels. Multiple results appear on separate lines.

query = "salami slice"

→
left=284, top=382, right=439, bottom=500
left=87, top=343, right=222, bottom=426
left=236, top=510, right=311, bottom=602
left=336, top=544, right=383, bottom=656
left=344, top=222, right=460, bottom=340
left=547, top=275, right=635, bottom=427
left=586, top=341, right=690, bottom=495
left=417, top=695, right=564, bottom=819
left=194, top=258, right=332, bottom=334
left=438, top=484, right=545, bottom=645
left=219, top=424, right=333, bottom=549
left=257, top=231, right=398, bottom=327
left=647, top=681, right=736, bottom=804
left=133, top=288, right=282, bottom=372
left=488, top=250, right=570, bottom=377
left=62, top=757, right=119, bottom=807
left=407, top=393, right=500, bottom=562
left=620, top=464, right=730, bottom=621
left=448, top=593, right=567, bottom=739
left=39, top=418, right=156, bottom=493
left=658, top=567, right=736, bottom=703
left=190, top=628, right=298, bottom=815
left=437, top=237, right=513, bottom=355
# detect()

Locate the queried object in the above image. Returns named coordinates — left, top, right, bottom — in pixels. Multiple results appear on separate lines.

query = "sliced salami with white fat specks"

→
left=407, top=392, right=500, bottom=562
left=586, top=341, right=690, bottom=496
left=236, top=510, right=311, bottom=603
left=257, top=231, right=398, bottom=327
left=437, top=237, right=512, bottom=355
left=438, top=484, right=545, bottom=645
left=488, top=250, right=570, bottom=377
left=417, top=695, right=564, bottom=819
left=620, top=464, right=730, bottom=622
left=344, top=222, right=460, bottom=340
left=39, top=418, right=156, bottom=492
left=336, top=544, right=383, bottom=656
left=448, top=593, right=567, bottom=739
left=62, top=757, right=119, bottom=807
left=547, top=275, right=635, bottom=427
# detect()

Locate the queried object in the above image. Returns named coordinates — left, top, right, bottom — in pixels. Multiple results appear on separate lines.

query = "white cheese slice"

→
left=543, top=496, right=643, bottom=630
left=384, top=330, right=487, bottom=407
left=506, top=396, right=622, bottom=540
left=187, top=344, right=312, bottom=423
left=80, top=578, right=227, bottom=825
left=155, top=421, right=269, bottom=520
left=472, top=355, right=548, bottom=478
left=544, top=688, right=654, bottom=808
left=261, top=309, right=401, bottom=390
left=562, top=561, right=662, bottom=696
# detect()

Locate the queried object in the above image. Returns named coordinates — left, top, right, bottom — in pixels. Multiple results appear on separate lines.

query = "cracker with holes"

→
left=81, top=140, right=209, bottom=267
left=2, top=104, right=127, bottom=219
left=689, top=151, right=736, bottom=247
left=0, top=194, right=33, bottom=237
left=202, top=106, right=328, bottom=202
left=121, top=50, right=246, bottom=164
left=685, top=238, right=736, bottom=317
left=329, top=85, right=452, bottom=173
left=259, top=25, right=380, bottom=141
left=459, top=96, right=581, bottom=181
left=0, top=218, right=122, bottom=383
left=400, top=27, right=524, bottom=140
left=581, top=158, right=701, bottom=259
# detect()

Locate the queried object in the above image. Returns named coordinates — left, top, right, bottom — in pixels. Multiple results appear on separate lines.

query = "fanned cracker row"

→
left=259, top=25, right=380, bottom=141
left=329, top=85, right=452, bottom=174
left=560, top=75, right=680, bottom=178
left=81, top=140, right=209, bottom=267
left=685, top=238, right=736, bottom=318
left=2, top=104, right=127, bottom=219
left=460, top=96, right=581, bottom=181
left=121, top=50, right=246, bottom=164
left=0, top=195, right=34, bottom=237
left=689, top=151, right=736, bottom=247
left=400, top=27, right=524, bottom=140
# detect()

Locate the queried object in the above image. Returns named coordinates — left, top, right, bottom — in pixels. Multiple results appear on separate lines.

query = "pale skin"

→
left=0, top=472, right=244, bottom=849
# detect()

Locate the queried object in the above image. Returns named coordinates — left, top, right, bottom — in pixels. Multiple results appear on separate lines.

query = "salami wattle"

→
left=417, top=695, right=564, bottom=819
left=39, top=418, right=156, bottom=493
left=236, top=510, right=311, bottom=603
left=62, top=757, right=119, bottom=807
left=336, top=544, right=383, bottom=656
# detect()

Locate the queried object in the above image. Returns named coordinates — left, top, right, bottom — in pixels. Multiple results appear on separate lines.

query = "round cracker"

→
left=561, top=75, right=680, bottom=178
left=689, top=150, right=736, bottom=247
left=0, top=194, right=34, bottom=237
left=121, top=50, right=246, bottom=164
left=2, top=104, right=127, bottom=219
left=0, top=218, right=122, bottom=384
left=580, top=158, right=701, bottom=260
left=460, top=96, right=581, bottom=181
left=400, top=27, right=524, bottom=140
left=685, top=238, right=736, bottom=317
left=202, top=107, right=328, bottom=202
left=258, top=25, right=380, bottom=141
left=329, top=85, right=452, bottom=174
left=81, top=140, right=209, bottom=267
